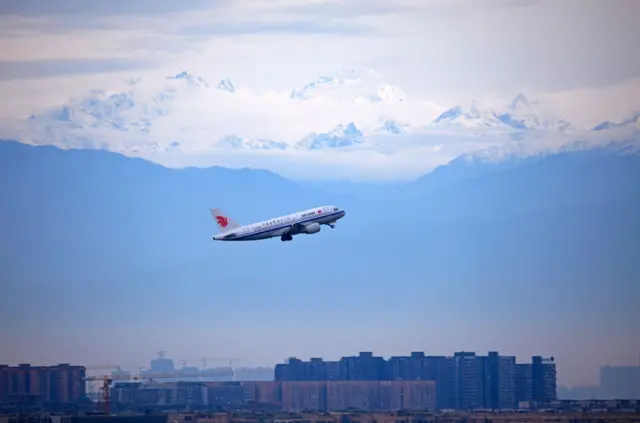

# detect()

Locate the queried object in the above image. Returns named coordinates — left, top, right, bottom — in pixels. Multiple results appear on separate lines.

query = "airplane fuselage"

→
left=212, top=205, right=346, bottom=242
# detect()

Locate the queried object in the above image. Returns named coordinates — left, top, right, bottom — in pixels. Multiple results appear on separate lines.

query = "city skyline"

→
left=1, top=351, right=558, bottom=411
left=4, top=355, right=640, bottom=402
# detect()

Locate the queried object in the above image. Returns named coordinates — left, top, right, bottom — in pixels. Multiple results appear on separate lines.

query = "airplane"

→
left=210, top=205, right=346, bottom=242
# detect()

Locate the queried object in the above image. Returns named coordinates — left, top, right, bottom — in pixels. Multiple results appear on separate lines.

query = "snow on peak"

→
left=28, top=89, right=149, bottom=132
left=217, top=78, right=235, bottom=93
left=25, top=71, right=215, bottom=135
left=291, top=76, right=341, bottom=98
left=376, top=119, right=407, bottom=135
left=507, top=93, right=533, bottom=111
left=216, top=135, right=287, bottom=150
left=166, top=71, right=210, bottom=88
left=592, top=111, right=640, bottom=131
left=433, top=100, right=505, bottom=129
left=376, top=84, right=407, bottom=103
left=13, top=68, right=640, bottom=161
left=290, top=70, right=406, bottom=104
left=498, top=93, right=573, bottom=132
left=213, top=122, right=365, bottom=152
left=296, top=122, right=364, bottom=150
left=434, top=94, right=573, bottom=132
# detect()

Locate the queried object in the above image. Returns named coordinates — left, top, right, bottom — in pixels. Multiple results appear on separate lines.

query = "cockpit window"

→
left=334, top=207, right=338, bottom=211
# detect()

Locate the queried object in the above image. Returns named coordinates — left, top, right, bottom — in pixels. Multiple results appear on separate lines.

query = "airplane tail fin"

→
left=209, top=208, right=241, bottom=233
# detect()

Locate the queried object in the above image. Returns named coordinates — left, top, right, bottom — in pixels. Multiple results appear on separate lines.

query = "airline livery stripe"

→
left=232, top=210, right=343, bottom=240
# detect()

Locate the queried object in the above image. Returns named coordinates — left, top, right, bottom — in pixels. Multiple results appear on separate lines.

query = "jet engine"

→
left=301, top=222, right=321, bottom=234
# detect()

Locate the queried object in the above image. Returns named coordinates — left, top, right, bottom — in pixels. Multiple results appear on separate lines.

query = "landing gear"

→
left=329, top=224, right=336, bottom=228
left=281, top=233, right=293, bottom=242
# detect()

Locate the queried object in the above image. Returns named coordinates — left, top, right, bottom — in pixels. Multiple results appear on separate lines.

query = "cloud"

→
left=541, top=77, right=640, bottom=128
left=1, top=0, right=638, bottom=100
left=258, top=0, right=411, bottom=18
left=141, top=133, right=497, bottom=182
left=179, top=20, right=373, bottom=37
left=1, top=68, right=442, bottom=140
left=0, top=0, right=219, bottom=16
left=0, top=58, right=156, bottom=80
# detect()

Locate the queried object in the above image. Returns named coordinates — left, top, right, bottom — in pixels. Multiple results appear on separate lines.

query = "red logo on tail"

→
left=216, top=216, right=228, bottom=227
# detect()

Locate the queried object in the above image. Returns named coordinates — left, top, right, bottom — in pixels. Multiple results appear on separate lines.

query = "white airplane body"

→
left=210, top=205, right=346, bottom=242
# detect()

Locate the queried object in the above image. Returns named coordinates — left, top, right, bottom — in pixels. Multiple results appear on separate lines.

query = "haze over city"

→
left=1, top=0, right=639, bottom=392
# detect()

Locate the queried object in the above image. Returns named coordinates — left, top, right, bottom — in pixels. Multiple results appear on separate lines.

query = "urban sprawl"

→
left=1, top=351, right=639, bottom=417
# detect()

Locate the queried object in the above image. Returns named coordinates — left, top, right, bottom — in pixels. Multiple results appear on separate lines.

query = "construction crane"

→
left=82, top=367, right=235, bottom=415
left=80, top=365, right=123, bottom=415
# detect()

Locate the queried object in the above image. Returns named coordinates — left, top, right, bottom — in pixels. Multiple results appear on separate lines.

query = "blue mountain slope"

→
left=1, top=140, right=639, bottom=337
left=389, top=150, right=640, bottom=222
left=0, top=141, right=354, bottom=283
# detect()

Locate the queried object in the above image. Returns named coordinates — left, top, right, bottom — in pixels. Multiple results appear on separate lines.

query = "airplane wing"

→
left=285, top=222, right=307, bottom=235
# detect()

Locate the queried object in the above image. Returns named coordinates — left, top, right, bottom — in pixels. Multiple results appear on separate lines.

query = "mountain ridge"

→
left=7, top=69, right=638, bottom=162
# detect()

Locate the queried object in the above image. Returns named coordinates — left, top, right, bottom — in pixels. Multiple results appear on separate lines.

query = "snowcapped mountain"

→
left=217, top=78, right=235, bottom=93
left=28, top=89, right=158, bottom=133
left=216, top=135, right=287, bottom=150
left=26, top=71, right=233, bottom=135
left=214, top=122, right=365, bottom=151
left=167, top=71, right=210, bottom=88
left=3, top=68, right=639, bottom=163
left=290, top=69, right=407, bottom=104
left=433, top=94, right=573, bottom=132
left=376, top=120, right=407, bottom=134
left=498, top=93, right=573, bottom=131
left=297, top=122, right=364, bottom=150
left=582, top=111, right=640, bottom=154
left=592, top=112, right=640, bottom=131
left=434, top=100, right=505, bottom=129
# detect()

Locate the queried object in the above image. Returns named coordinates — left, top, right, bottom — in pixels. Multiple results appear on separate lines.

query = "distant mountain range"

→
left=1, top=140, right=639, bottom=341
left=433, top=94, right=573, bottom=132
left=6, top=69, right=639, bottom=160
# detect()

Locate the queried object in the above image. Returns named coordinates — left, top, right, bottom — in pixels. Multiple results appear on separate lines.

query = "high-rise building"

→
left=242, top=381, right=282, bottom=408
left=453, top=352, right=481, bottom=410
left=280, top=380, right=436, bottom=412
left=339, top=352, right=387, bottom=381
left=516, top=363, right=533, bottom=403
left=387, top=356, right=411, bottom=381
left=532, top=356, right=557, bottom=404
left=272, top=351, right=554, bottom=410
left=0, top=363, right=86, bottom=405
left=497, top=355, right=517, bottom=409
left=424, top=356, right=455, bottom=409
left=149, top=352, right=175, bottom=373
left=0, top=365, right=7, bottom=404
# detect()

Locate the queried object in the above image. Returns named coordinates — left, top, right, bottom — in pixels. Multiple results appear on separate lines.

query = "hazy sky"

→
left=0, top=0, right=639, bottom=180
left=0, top=0, right=638, bottom=109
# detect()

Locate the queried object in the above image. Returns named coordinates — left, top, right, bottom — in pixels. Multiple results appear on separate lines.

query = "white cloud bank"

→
left=0, top=0, right=639, bottom=181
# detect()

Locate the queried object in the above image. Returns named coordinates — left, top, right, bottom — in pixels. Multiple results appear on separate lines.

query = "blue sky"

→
left=1, top=0, right=639, bottom=388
